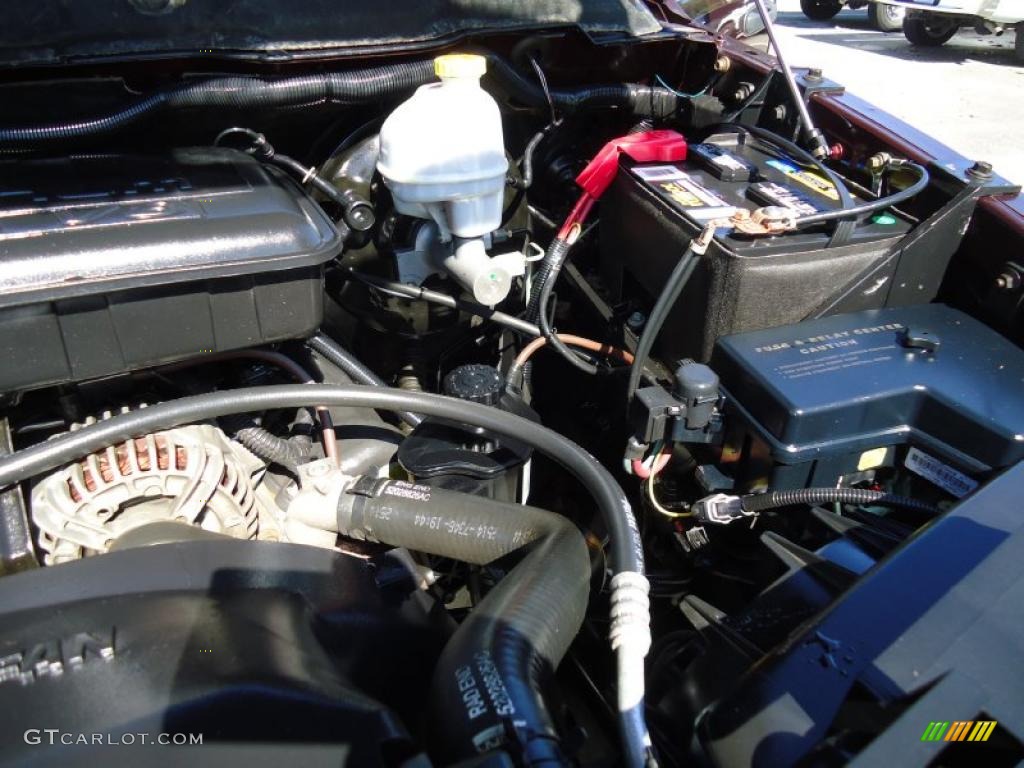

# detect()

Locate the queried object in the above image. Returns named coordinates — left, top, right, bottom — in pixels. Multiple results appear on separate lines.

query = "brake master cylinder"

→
left=377, top=54, right=523, bottom=305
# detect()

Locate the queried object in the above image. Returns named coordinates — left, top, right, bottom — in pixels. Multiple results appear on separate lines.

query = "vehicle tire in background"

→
left=801, top=0, right=843, bottom=21
left=868, top=2, right=905, bottom=31
left=903, top=13, right=959, bottom=45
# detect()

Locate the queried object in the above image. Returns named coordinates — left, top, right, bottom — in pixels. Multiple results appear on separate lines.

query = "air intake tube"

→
left=337, top=478, right=589, bottom=765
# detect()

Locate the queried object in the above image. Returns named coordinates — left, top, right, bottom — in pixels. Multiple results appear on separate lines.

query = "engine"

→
left=0, top=38, right=1022, bottom=768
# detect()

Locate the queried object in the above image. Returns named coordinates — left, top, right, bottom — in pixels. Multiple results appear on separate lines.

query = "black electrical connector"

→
left=629, top=362, right=722, bottom=445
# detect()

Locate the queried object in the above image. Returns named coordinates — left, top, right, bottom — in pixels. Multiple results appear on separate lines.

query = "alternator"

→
left=32, top=424, right=267, bottom=565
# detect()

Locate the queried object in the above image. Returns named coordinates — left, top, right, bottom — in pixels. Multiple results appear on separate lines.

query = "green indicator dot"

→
left=872, top=212, right=898, bottom=225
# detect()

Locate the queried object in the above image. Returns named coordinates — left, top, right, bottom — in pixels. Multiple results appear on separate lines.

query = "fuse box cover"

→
left=711, top=304, right=1024, bottom=473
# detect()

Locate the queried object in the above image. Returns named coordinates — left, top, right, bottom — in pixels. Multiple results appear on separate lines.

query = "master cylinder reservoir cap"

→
left=434, top=53, right=487, bottom=80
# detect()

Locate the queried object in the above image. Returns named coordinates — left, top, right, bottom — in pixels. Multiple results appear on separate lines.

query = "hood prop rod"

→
left=750, top=0, right=830, bottom=159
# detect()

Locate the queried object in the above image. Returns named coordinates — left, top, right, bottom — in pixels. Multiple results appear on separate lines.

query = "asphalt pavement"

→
left=747, top=0, right=1023, bottom=184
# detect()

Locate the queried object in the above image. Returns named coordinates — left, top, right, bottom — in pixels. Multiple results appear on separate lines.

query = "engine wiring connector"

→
left=629, top=361, right=722, bottom=446
left=691, top=493, right=753, bottom=525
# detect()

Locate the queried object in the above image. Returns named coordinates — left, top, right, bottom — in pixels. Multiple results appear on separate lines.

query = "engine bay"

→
left=0, top=23, right=1022, bottom=767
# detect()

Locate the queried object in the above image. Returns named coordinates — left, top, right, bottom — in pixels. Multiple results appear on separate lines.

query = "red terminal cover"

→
left=575, top=130, right=688, bottom=200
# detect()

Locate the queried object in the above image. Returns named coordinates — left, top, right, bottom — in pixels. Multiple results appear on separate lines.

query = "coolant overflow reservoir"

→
left=378, top=54, right=520, bottom=305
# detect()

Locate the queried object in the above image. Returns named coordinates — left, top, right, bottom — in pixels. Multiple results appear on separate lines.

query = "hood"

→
left=0, top=0, right=663, bottom=67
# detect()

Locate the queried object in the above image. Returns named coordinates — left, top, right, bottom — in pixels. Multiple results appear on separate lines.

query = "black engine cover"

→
left=0, top=540, right=449, bottom=767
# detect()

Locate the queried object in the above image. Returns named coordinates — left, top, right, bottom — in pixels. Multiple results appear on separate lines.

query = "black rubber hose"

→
left=340, top=478, right=588, bottom=764
left=264, top=152, right=347, bottom=205
left=0, top=384, right=642, bottom=574
left=0, top=54, right=687, bottom=145
left=306, top=334, right=423, bottom=429
left=740, top=487, right=941, bottom=515
left=0, top=383, right=650, bottom=763
left=479, top=52, right=683, bottom=119
left=252, top=145, right=370, bottom=234
left=625, top=245, right=700, bottom=409
left=0, top=60, right=436, bottom=144
left=517, top=128, right=548, bottom=190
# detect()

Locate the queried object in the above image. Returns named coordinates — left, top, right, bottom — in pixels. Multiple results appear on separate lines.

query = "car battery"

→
left=599, top=131, right=916, bottom=362
left=709, top=304, right=1024, bottom=493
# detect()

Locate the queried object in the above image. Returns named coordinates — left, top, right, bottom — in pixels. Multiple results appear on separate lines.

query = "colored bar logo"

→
left=921, top=721, right=998, bottom=742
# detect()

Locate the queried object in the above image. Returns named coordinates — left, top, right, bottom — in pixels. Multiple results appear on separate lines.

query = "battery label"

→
left=765, top=158, right=839, bottom=201
left=689, top=143, right=757, bottom=181
left=634, top=165, right=687, bottom=182
left=634, top=166, right=737, bottom=220
left=905, top=447, right=978, bottom=498
left=749, top=181, right=823, bottom=216
left=712, top=153, right=746, bottom=171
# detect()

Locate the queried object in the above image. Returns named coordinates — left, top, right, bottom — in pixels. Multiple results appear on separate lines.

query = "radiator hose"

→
left=338, top=478, right=589, bottom=765
left=0, top=382, right=652, bottom=767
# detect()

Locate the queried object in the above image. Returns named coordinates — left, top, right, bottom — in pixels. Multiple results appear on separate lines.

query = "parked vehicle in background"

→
left=665, top=0, right=778, bottom=36
left=878, top=0, right=1024, bottom=58
left=801, top=0, right=907, bottom=30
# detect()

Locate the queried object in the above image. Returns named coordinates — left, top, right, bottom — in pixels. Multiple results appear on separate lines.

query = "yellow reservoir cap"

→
left=434, top=53, right=487, bottom=80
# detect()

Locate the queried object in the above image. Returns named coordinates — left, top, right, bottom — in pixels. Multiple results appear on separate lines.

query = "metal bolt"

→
left=345, top=202, right=376, bottom=232
left=714, top=56, right=731, bottom=73
left=805, top=67, right=823, bottom=82
left=866, top=152, right=893, bottom=173
left=771, top=105, right=787, bottom=121
left=626, top=311, right=647, bottom=331
left=731, top=82, right=755, bottom=102
left=967, top=160, right=993, bottom=180
left=996, top=271, right=1020, bottom=291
